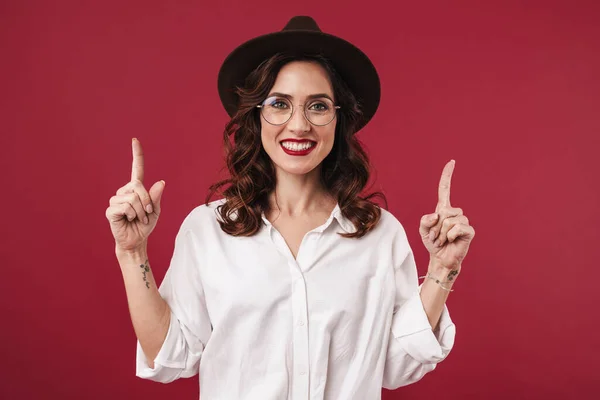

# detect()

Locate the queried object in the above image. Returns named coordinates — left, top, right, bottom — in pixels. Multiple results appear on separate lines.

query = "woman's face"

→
left=260, top=60, right=337, bottom=177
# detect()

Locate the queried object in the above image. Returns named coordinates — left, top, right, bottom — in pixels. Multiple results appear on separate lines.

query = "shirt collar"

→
left=331, top=204, right=356, bottom=234
left=261, top=203, right=356, bottom=234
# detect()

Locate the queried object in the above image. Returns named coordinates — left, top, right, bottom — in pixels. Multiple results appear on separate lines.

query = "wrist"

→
left=116, top=245, right=148, bottom=264
left=427, top=260, right=460, bottom=283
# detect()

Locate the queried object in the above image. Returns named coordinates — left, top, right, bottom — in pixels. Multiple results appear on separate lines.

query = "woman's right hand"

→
left=105, top=138, right=166, bottom=253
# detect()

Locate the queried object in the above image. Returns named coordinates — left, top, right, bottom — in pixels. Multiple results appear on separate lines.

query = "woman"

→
left=106, top=16, right=475, bottom=399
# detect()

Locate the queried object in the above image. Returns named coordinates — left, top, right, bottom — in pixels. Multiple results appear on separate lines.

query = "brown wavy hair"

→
left=205, top=52, right=386, bottom=238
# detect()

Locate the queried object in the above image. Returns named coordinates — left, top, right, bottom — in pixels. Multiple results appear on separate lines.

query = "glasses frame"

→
left=256, top=97, right=341, bottom=127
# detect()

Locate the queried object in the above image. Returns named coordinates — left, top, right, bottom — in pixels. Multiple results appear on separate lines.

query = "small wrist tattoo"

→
left=139, top=259, right=150, bottom=289
left=447, top=269, right=459, bottom=281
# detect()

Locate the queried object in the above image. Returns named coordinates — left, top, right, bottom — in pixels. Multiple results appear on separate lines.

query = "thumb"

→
left=148, top=180, right=166, bottom=216
left=419, top=213, right=438, bottom=238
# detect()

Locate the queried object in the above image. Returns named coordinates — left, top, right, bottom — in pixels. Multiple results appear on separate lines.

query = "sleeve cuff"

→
left=135, top=310, right=186, bottom=382
left=390, top=289, right=456, bottom=364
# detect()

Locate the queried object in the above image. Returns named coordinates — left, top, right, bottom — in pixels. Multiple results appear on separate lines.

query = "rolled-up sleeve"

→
left=135, top=221, right=212, bottom=383
left=383, top=228, right=456, bottom=390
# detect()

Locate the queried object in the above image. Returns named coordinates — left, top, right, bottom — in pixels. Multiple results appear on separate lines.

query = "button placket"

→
left=291, top=273, right=310, bottom=399
left=268, top=225, right=329, bottom=399
left=292, top=232, right=322, bottom=399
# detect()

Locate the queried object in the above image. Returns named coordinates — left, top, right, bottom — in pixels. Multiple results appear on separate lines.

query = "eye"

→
left=264, top=97, right=290, bottom=109
left=272, top=101, right=288, bottom=109
left=308, top=102, right=329, bottom=111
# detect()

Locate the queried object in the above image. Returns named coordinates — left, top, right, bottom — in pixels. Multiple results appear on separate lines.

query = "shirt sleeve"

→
left=382, top=229, right=456, bottom=390
left=135, top=220, right=212, bottom=383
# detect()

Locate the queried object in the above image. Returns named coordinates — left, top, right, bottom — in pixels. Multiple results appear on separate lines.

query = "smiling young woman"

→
left=107, top=15, right=475, bottom=400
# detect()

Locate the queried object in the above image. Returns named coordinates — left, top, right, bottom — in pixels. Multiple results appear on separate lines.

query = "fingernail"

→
left=146, top=204, right=153, bottom=213
left=143, top=216, right=149, bottom=224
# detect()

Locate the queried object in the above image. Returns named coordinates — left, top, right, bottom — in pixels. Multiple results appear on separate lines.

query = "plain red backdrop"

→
left=1, top=0, right=599, bottom=399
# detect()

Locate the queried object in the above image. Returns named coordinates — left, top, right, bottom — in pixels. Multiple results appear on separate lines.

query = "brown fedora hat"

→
left=217, top=16, right=381, bottom=133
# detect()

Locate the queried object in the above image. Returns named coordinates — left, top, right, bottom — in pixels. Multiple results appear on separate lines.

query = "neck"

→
left=268, top=166, right=335, bottom=217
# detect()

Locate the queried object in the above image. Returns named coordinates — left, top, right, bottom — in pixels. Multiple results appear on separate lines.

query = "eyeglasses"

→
left=256, top=96, right=341, bottom=126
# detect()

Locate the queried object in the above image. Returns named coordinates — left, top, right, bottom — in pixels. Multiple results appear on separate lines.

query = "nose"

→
left=286, top=104, right=311, bottom=133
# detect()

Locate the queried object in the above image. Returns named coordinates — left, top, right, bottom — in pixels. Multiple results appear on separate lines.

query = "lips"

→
left=280, top=139, right=316, bottom=156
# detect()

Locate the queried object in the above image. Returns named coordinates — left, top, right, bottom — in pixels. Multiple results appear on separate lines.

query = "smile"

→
left=280, top=140, right=316, bottom=156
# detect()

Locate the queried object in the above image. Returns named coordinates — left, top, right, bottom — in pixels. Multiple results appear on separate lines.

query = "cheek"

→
left=260, top=125, right=281, bottom=153
left=259, top=121, right=273, bottom=142
left=322, top=126, right=336, bottom=150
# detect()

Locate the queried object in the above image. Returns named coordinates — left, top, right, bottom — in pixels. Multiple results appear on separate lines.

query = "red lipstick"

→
left=280, top=139, right=316, bottom=156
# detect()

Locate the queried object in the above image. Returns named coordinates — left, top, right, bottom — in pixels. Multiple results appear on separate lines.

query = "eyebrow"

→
left=267, top=92, right=335, bottom=102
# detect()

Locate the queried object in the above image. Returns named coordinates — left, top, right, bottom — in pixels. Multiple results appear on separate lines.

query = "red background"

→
left=2, top=0, right=599, bottom=399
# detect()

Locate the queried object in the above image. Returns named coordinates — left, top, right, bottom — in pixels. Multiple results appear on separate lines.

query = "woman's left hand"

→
left=419, top=160, right=476, bottom=273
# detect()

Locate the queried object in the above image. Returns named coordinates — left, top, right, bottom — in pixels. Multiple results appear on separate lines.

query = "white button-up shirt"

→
left=136, top=198, right=455, bottom=399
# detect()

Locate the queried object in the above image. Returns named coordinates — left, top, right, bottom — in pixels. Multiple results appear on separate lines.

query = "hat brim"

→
left=218, top=30, right=380, bottom=133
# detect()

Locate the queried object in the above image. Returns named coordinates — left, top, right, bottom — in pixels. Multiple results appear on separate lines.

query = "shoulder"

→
left=376, top=207, right=409, bottom=239
left=188, top=198, right=227, bottom=221
left=178, top=198, right=227, bottom=235
left=377, top=207, right=415, bottom=269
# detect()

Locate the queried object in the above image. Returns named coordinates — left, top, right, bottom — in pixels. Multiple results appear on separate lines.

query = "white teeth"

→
left=281, top=141, right=314, bottom=151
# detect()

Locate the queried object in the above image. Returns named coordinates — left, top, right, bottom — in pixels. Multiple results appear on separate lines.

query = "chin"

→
left=274, top=160, right=320, bottom=176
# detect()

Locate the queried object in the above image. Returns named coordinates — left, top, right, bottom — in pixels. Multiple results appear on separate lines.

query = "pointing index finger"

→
left=131, top=138, right=144, bottom=183
left=437, top=159, right=455, bottom=207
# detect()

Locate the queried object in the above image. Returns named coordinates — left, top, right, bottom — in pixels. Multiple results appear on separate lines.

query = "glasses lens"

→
left=305, top=98, right=336, bottom=126
left=260, top=96, right=292, bottom=125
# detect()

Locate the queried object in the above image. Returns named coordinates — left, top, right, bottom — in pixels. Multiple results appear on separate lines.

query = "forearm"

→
left=117, top=245, right=171, bottom=369
left=419, top=259, right=459, bottom=331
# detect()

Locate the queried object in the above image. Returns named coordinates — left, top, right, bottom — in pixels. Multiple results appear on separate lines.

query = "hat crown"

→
left=282, top=16, right=322, bottom=32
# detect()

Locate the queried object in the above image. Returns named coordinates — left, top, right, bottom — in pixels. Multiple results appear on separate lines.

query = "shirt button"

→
left=299, top=321, right=305, bottom=326
left=299, top=371, right=306, bottom=376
